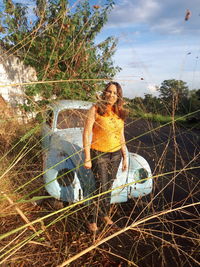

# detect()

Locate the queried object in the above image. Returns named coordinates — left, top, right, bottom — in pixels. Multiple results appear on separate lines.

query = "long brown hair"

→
left=96, top=82, right=128, bottom=120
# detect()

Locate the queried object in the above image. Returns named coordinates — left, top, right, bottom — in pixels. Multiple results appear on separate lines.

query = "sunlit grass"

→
left=0, top=105, right=199, bottom=266
left=131, top=110, right=187, bottom=123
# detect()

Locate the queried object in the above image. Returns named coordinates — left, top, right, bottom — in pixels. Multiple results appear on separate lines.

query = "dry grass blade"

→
left=0, top=230, right=42, bottom=265
left=58, top=202, right=200, bottom=266
left=97, top=247, right=138, bottom=266
left=0, top=229, right=27, bottom=254
left=135, top=228, right=200, bottom=266
left=0, top=1, right=199, bottom=266
left=1, top=191, right=39, bottom=236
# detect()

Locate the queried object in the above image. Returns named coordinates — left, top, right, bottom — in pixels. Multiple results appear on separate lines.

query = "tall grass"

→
left=0, top=107, right=199, bottom=266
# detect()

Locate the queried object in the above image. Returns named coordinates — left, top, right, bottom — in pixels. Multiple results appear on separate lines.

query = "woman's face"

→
left=105, top=84, right=118, bottom=105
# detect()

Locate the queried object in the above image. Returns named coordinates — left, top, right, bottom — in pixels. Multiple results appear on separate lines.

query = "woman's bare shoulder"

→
left=89, top=104, right=98, bottom=113
left=86, top=104, right=96, bottom=119
left=88, top=104, right=96, bottom=112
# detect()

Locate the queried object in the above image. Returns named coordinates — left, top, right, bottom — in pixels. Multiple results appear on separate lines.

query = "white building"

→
left=0, top=47, right=37, bottom=108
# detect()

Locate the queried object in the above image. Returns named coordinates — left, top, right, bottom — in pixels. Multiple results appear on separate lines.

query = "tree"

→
left=158, top=79, right=189, bottom=114
left=130, top=96, right=144, bottom=113
left=143, top=94, right=162, bottom=113
left=0, top=0, right=120, bottom=110
left=186, top=89, right=200, bottom=123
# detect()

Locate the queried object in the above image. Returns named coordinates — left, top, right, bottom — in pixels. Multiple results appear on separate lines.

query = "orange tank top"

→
left=91, top=106, right=124, bottom=152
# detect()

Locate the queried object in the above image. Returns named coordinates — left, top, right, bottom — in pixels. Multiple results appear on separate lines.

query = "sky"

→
left=94, top=0, right=200, bottom=98
left=7, top=0, right=200, bottom=99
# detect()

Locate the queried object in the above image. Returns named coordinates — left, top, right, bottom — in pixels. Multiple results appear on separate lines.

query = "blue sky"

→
left=9, top=0, right=200, bottom=98
left=95, top=0, right=200, bottom=98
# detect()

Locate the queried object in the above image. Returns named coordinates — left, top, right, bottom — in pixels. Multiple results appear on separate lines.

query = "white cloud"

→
left=99, top=0, right=200, bottom=98
left=107, top=0, right=161, bottom=28
left=113, top=40, right=200, bottom=98
left=150, top=18, right=183, bottom=34
left=132, top=0, right=160, bottom=21
left=106, top=0, right=200, bottom=34
left=147, top=84, right=158, bottom=93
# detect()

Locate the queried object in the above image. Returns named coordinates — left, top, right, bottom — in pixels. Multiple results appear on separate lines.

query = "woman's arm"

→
left=83, top=105, right=96, bottom=169
left=121, top=127, right=128, bottom=172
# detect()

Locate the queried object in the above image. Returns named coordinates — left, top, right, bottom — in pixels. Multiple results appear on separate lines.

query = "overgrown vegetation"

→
left=0, top=110, right=199, bottom=266
left=0, top=1, right=200, bottom=266
left=127, top=79, right=200, bottom=128
left=1, top=0, right=120, bottom=111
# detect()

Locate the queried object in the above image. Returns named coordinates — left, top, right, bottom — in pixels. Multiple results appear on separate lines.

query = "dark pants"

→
left=89, top=149, right=122, bottom=223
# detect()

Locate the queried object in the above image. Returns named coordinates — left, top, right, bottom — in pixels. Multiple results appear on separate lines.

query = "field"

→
left=0, top=116, right=199, bottom=266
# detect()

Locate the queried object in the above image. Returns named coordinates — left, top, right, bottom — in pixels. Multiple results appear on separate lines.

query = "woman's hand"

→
left=122, top=157, right=128, bottom=172
left=84, top=159, right=92, bottom=169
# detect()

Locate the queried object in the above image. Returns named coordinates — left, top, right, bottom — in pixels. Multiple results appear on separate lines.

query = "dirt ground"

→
left=125, top=118, right=200, bottom=202
left=1, top=118, right=199, bottom=266
left=119, top=118, right=200, bottom=266
left=48, top=118, right=200, bottom=266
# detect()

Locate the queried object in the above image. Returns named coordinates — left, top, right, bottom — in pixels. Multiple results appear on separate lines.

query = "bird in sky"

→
left=185, top=9, right=191, bottom=21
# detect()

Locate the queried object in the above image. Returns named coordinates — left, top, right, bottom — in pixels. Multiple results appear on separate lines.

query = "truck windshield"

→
left=57, top=109, right=88, bottom=129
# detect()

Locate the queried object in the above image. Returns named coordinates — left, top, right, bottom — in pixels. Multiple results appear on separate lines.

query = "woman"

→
left=83, top=82, right=128, bottom=232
